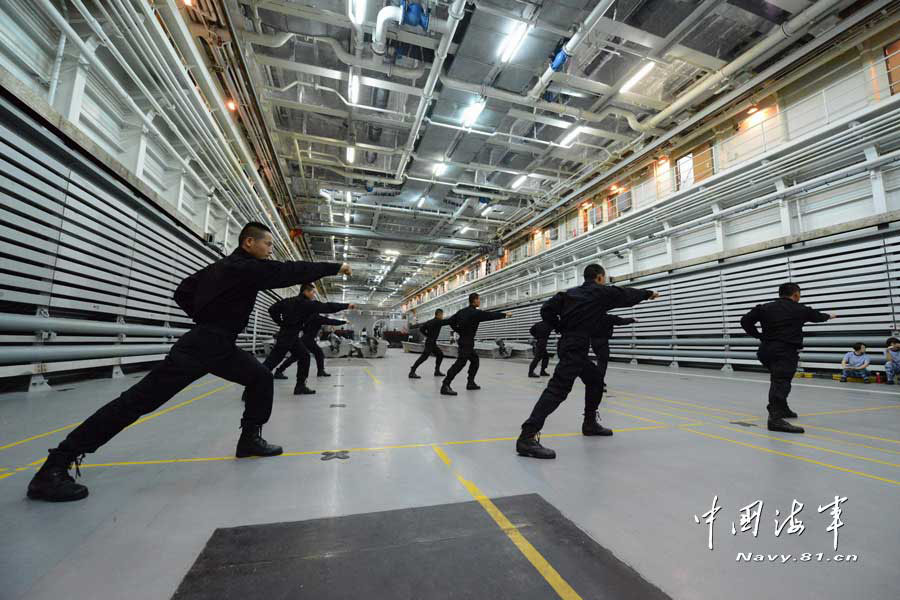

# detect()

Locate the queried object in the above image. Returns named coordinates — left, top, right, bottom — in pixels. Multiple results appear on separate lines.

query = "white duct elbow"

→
left=373, top=5, right=403, bottom=56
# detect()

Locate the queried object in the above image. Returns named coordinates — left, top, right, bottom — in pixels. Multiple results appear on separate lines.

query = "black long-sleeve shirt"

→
left=418, top=317, right=450, bottom=343
left=541, top=281, right=654, bottom=337
left=173, top=248, right=341, bottom=337
left=447, top=306, right=506, bottom=347
left=530, top=321, right=554, bottom=340
left=591, top=314, right=637, bottom=341
left=740, top=297, right=830, bottom=349
left=302, top=315, right=345, bottom=339
left=269, top=297, right=348, bottom=337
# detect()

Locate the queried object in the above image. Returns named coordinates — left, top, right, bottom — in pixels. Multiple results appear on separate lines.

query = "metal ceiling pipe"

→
left=241, top=30, right=295, bottom=47
left=527, top=0, right=616, bottom=99
left=394, top=0, right=467, bottom=178
left=301, top=198, right=507, bottom=224
left=313, top=36, right=426, bottom=80
left=440, top=76, right=656, bottom=133
left=643, top=0, right=844, bottom=129
left=0, top=345, right=175, bottom=366
left=472, top=0, right=571, bottom=37
left=279, top=129, right=404, bottom=154
left=0, top=314, right=188, bottom=337
left=372, top=4, right=404, bottom=55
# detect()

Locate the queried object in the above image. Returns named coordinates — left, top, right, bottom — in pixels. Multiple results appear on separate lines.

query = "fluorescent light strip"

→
left=346, top=146, right=355, bottom=163
left=620, top=62, right=655, bottom=94
left=460, top=99, right=486, bottom=127
left=417, top=196, right=425, bottom=208
left=498, top=22, right=530, bottom=63
left=348, top=73, right=360, bottom=103
left=511, top=174, right=528, bottom=189
left=433, top=162, right=447, bottom=176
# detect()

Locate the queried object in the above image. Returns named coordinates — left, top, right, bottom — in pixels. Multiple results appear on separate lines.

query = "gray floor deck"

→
left=1, top=352, right=898, bottom=600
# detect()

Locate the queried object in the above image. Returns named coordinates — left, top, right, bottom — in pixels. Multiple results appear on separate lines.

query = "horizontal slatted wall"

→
left=432, top=227, right=900, bottom=371
left=0, top=94, right=282, bottom=381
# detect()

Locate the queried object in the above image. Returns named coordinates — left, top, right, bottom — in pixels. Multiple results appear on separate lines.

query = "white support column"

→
left=663, top=221, right=674, bottom=265
left=711, top=203, right=725, bottom=253
left=865, top=146, right=888, bottom=214
left=121, top=123, right=150, bottom=181
left=626, top=235, right=637, bottom=274
left=52, top=37, right=99, bottom=124
left=775, top=179, right=796, bottom=237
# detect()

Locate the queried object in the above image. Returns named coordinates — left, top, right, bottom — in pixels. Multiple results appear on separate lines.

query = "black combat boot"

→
left=434, top=370, right=445, bottom=377
left=27, top=450, right=89, bottom=502
left=466, top=381, right=481, bottom=390
left=440, top=383, right=457, bottom=396
left=782, top=407, right=798, bottom=419
left=582, top=411, right=613, bottom=436
left=528, top=372, right=539, bottom=378
left=317, top=371, right=331, bottom=377
left=540, top=371, right=550, bottom=377
left=516, top=429, right=556, bottom=459
left=236, top=424, right=283, bottom=458
left=768, top=418, right=804, bottom=434
left=409, top=371, right=421, bottom=379
left=273, top=370, right=288, bottom=380
left=294, top=382, right=316, bottom=395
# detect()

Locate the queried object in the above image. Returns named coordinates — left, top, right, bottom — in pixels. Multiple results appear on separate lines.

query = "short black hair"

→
left=583, top=264, right=605, bottom=281
left=778, top=282, right=801, bottom=297
left=887, top=337, right=899, bottom=346
left=435, top=309, right=444, bottom=316
left=238, top=222, right=271, bottom=246
left=468, top=293, right=479, bottom=305
left=852, top=342, right=865, bottom=351
left=300, top=283, right=315, bottom=293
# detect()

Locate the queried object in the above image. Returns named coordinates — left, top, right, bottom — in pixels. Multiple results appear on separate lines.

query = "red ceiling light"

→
left=226, top=99, right=238, bottom=111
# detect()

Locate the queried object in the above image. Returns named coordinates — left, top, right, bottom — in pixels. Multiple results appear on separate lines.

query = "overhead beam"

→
left=506, top=108, right=634, bottom=143
left=300, top=225, right=484, bottom=249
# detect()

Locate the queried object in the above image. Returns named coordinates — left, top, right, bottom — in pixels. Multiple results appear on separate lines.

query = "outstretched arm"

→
left=245, top=261, right=349, bottom=291
left=320, top=317, right=346, bottom=326
left=607, top=315, right=637, bottom=326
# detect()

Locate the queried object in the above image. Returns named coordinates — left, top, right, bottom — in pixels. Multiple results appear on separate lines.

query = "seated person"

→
left=840, top=343, right=870, bottom=383
left=885, top=337, right=900, bottom=385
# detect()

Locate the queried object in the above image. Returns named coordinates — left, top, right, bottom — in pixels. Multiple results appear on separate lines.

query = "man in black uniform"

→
left=740, top=282, right=835, bottom=434
left=273, top=314, right=346, bottom=379
left=265, top=286, right=352, bottom=394
left=26, top=222, right=350, bottom=502
left=591, top=314, right=637, bottom=392
left=517, top=265, right=657, bottom=459
left=441, top=293, right=509, bottom=396
left=409, top=309, right=449, bottom=378
left=527, top=320, right=554, bottom=378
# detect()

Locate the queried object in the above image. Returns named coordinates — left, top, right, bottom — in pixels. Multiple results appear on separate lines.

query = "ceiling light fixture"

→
left=511, top=174, right=528, bottom=189
left=346, top=146, right=355, bottom=163
left=460, top=99, right=486, bottom=128
left=482, top=206, right=494, bottom=216
left=498, top=22, right=530, bottom=64
left=620, top=62, right=655, bottom=94
left=344, top=210, right=351, bottom=223
left=460, top=226, right=470, bottom=234
left=561, top=126, right=583, bottom=147
left=348, top=0, right=366, bottom=26
left=384, top=249, right=399, bottom=255
left=417, top=196, right=425, bottom=208
left=348, top=73, right=360, bottom=104
left=433, top=162, right=447, bottom=177
left=225, top=99, right=237, bottom=111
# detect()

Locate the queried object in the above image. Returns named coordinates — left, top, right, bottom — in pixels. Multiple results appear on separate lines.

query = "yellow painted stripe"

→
left=604, top=407, right=665, bottom=426
left=682, top=428, right=900, bottom=486
left=0, top=378, right=220, bottom=452
left=796, top=431, right=900, bottom=456
left=124, top=382, right=233, bottom=430
left=716, top=425, right=900, bottom=468
left=608, top=398, right=704, bottom=422
left=432, top=445, right=452, bottom=466
left=611, top=388, right=756, bottom=417
left=363, top=368, right=381, bottom=384
left=432, top=446, right=582, bottom=600
left=0, top=472, right=16, bottom=481
left=791, top=405, right=900, bottom=418
left=802, top=424, right=900, bottom=444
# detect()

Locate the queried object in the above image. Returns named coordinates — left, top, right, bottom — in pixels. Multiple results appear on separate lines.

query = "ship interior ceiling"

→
left=2, top=0, right=900, bottom=599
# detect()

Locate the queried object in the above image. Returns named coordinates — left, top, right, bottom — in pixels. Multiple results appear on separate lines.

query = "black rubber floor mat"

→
left=172, top=494, right=670, bottom=600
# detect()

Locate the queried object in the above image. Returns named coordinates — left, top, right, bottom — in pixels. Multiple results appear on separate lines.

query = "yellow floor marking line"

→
left=431, top=446, right=583, bottom=600
left=682, top=428, right=900, bottom=487
left=125, top=382, right=234, bottom=430
left=788, top=405, right=900, bottom=418
left=716, top=425, right=900, bottom=468
left=603, top=407, right=666, bottom=426
left=801, top=424, right=900, bottom=444
left=608, top=397, right=719, bottom=423
left=363, top=368, right=381, bottom=385
left=613, top=395, right=737, bottom=423
left=610, top=388, right=757, bottom=417
left=794, top=431, right=900, bottom=456
left=0, top=378, right=222, bottom=452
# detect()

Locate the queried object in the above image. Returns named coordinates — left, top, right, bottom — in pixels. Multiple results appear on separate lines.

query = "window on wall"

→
left=887, top=38, right=900, bottom=95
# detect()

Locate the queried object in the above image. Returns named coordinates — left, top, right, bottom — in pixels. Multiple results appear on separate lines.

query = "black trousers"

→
left=444, top=344, right=479, bottom=385
left=265, top=333, right=310, bottom=383
left=522, top=335, right=604, bottom=432
left=411, top=341, right=444, bottom=373
left=757, top=342, right=799, bottom=419
left=529, top=338, right=550, bottom=374
left=55, top=325, right=273, bottom=456
left=276, top=335, right=325, bottom=374
left=591, top=338, right=610, bottom=382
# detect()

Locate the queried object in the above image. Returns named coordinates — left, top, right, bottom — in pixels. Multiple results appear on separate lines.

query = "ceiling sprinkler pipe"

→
left=372, top=4, right=403, bottom=55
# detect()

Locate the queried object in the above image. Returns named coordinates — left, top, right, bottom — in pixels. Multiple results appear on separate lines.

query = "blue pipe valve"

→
left=550, top=48, right=570, bottom=71
left=401, top=1, right=430, bottom=31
